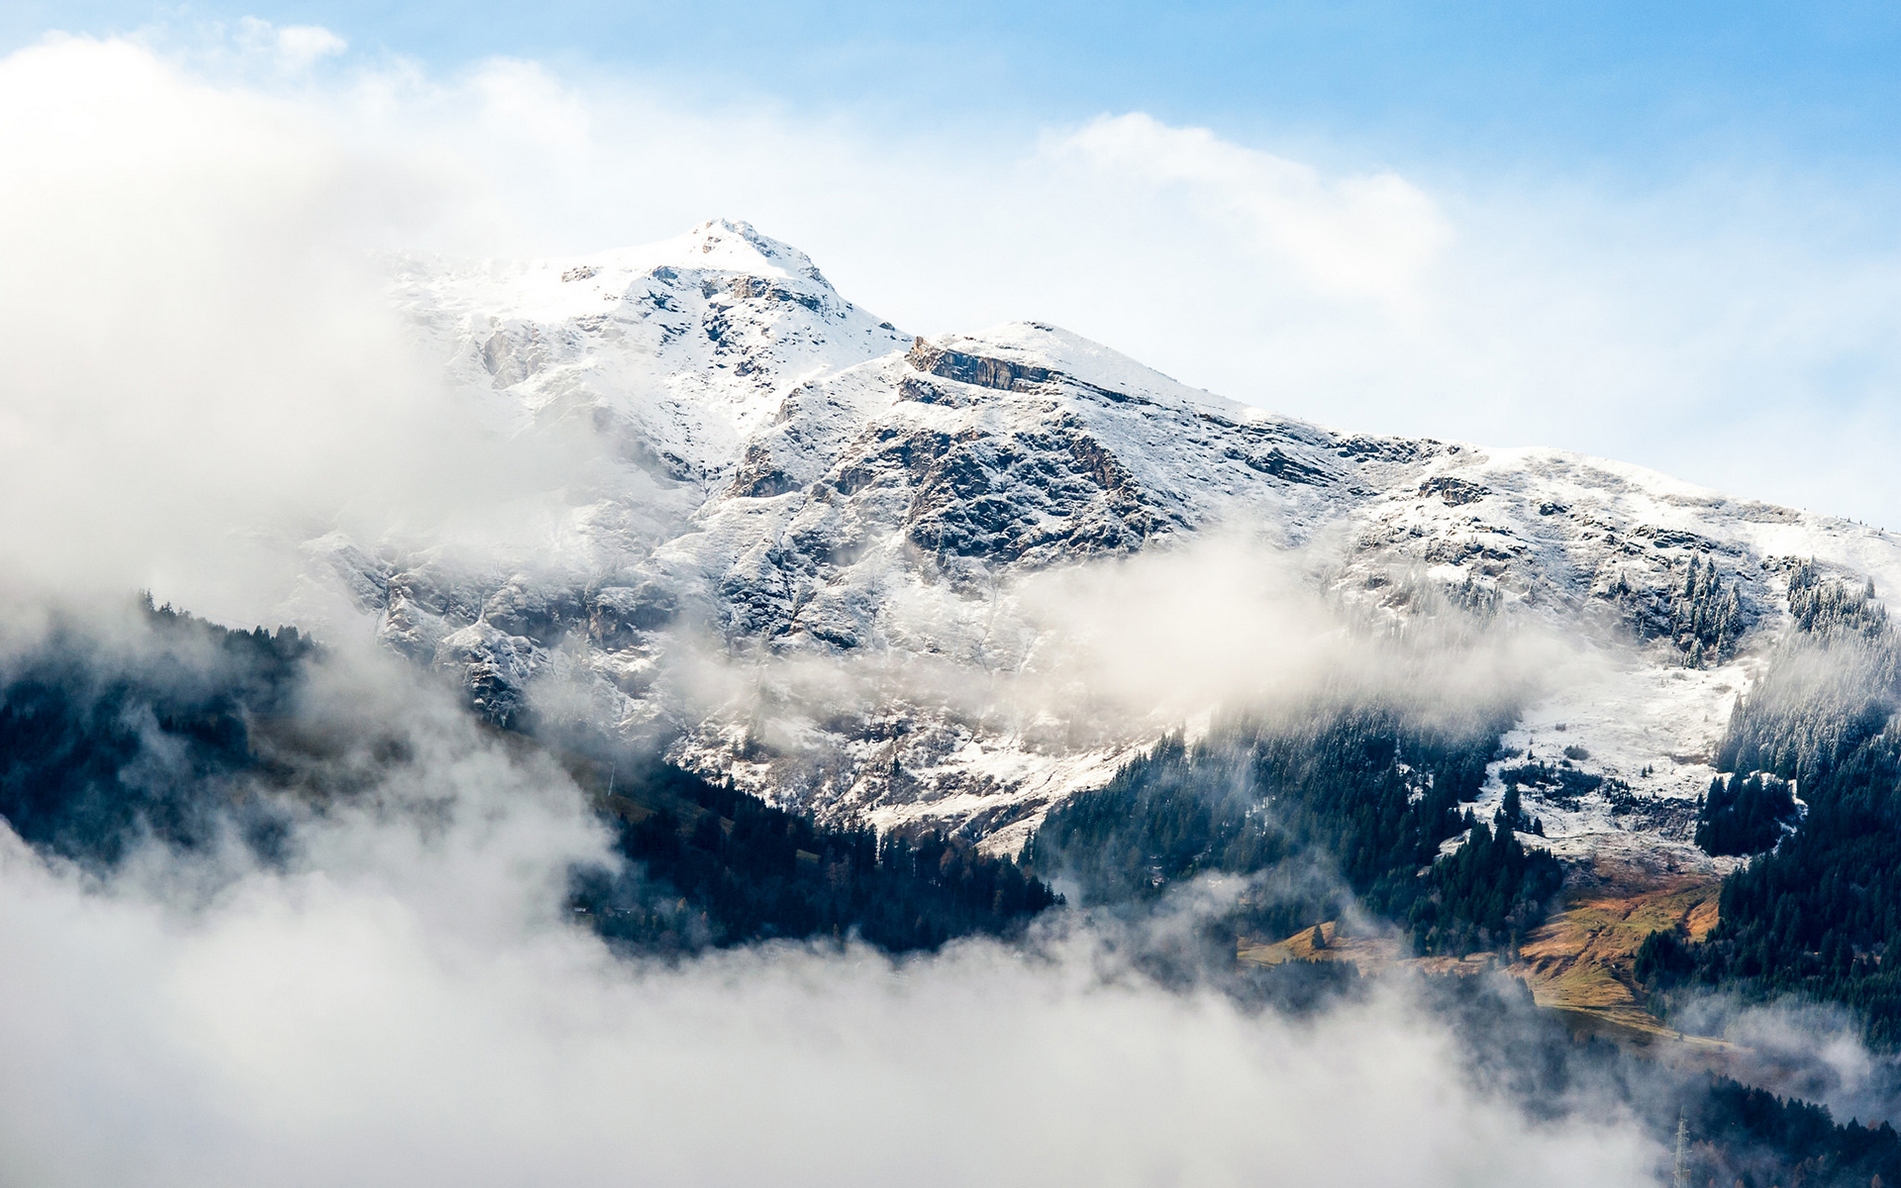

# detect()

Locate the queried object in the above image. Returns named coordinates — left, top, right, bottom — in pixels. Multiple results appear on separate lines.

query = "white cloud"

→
left=1057, top=112, right=1451, bottom=310
left=0, top=36, right=599, bottom=625
left=0, top=639, right=1659, bottom=1187
left=234, top=17, right=347, bottom=74
left=272, top=24, right=347, bottom=72
left=0, top=844, right=1662, bottom=1187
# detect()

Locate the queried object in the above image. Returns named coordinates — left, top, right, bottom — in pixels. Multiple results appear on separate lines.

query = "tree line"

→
left=0, top=596, right=1058, bottom=956
left=1647, top=567, right=1901, bottom=1047
left=571, top=759, right=1059, bottom=953
left=0, top=596, right=312, bottom=867
left=1025, top=705, right=1562, bottom=956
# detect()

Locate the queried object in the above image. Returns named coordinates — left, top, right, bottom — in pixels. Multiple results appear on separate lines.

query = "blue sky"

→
left=7, top=3, right=1901, bottom=525
left=16, top=1, right=1901, bottom=178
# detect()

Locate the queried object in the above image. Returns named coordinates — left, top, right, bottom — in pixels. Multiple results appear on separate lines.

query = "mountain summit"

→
left=355, top=221, right=1901, bottom=861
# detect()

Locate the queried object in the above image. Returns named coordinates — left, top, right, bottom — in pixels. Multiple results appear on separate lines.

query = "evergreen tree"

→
left=1694, top=772, right=1798, bottom=856
left=1678, top=568, right=1901, bottom=1046
left=1027, top=703, right=1558, bottom=956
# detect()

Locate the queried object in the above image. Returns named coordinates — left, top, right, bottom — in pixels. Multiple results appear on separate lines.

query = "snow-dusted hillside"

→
left=341, top=218, right=1901, bottom=862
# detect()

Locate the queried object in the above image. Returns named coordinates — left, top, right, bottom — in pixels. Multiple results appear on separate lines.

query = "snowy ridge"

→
left=347, top=220, right=1901, bottom=861
left=389, top=218, right=912, bottom=486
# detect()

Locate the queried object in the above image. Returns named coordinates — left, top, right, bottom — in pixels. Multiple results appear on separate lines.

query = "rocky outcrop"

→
left=354, top=222, right=1901, bottom=855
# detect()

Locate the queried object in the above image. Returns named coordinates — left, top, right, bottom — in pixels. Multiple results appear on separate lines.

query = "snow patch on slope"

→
left=334, top=220, right=1901, bottom=866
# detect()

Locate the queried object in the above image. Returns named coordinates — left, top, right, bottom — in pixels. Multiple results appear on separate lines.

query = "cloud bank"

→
left=0, top=647, right=1660, bottom=1188
left=0, top=35, right=598, bottom=626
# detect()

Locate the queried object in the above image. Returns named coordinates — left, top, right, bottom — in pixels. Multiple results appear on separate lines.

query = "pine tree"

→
left=1499, top=783, right=1524, bottom=833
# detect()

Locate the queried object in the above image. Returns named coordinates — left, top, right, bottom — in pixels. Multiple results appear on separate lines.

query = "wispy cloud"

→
left=235, top=18, right=347, bottom=74
left=0, top=624, right=1659, bottom=1187
left=0, top=36, right=603, bottom=623
left=1057, top=112, right=1451, bottom=311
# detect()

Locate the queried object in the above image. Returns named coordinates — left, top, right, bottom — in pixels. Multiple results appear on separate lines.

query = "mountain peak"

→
left=382, top=217, right=1901, bottom=872
left=387, top=219, right=839, bottom=326
left=631, top=218, right=827, bottom=284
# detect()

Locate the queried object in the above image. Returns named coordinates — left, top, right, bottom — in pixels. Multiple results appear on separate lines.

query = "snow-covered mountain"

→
left=342, top=218, right=1901, bottom=863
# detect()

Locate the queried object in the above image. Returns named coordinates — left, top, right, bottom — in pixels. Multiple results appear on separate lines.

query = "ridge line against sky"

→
left=5, top=6, right=1901, bottom=529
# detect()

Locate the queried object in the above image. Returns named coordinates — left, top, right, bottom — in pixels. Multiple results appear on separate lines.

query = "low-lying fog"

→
left=0, top=641, right=1660, bottom=1188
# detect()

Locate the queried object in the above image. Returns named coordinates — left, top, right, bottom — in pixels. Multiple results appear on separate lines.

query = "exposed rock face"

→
left=342, top=219, right=1901, bottom=859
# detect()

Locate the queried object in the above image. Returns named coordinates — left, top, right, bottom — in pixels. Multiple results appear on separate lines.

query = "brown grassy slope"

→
left=1509, top=868, right=1724, bottom=1049
left=1237, top=859, right=1733, bottom=1056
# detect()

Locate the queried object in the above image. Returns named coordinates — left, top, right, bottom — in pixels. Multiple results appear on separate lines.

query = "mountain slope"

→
left=344, top=219, right=1901, bottom=866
